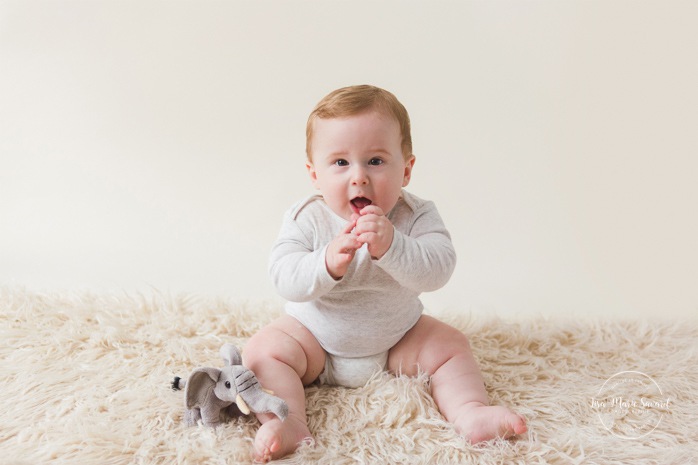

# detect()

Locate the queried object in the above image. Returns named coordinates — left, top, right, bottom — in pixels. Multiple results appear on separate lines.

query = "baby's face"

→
left=307, top=110, right=415, bottom=221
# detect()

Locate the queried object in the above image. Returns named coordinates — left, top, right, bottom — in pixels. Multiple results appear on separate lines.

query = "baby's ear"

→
left=402, top=155, right=416, bottom=187
left=306, top=161, right=319, bottom=188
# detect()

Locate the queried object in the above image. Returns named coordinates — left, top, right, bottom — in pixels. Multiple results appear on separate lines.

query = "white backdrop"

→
left=2, top=1, right=696, bottom=318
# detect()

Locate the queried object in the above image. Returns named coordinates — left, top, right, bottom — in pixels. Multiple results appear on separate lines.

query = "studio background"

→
left=2, top=1, right=696, bottom=319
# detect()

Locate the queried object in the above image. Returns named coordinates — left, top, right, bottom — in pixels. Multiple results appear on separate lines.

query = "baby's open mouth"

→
left=350, top=197, right=372, bottom=213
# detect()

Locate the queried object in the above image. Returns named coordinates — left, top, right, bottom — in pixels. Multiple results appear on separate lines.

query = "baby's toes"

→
left=252, top=430, right=277, bottom=463
left=504, top=412, right=527, bottom=437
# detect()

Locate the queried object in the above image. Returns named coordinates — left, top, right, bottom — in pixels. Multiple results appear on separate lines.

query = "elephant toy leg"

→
left=185, top=407, right=201, bottom=427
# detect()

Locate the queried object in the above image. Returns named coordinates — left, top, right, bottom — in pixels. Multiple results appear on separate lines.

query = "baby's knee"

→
left=242, top=326, right=310, bottom=378
left=242, top=328, right=282, bottom=369
left=428, top=321, right=474, bottom=361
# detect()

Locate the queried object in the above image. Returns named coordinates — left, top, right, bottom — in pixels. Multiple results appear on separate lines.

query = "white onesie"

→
left=269, top=190, right=456, bottom=386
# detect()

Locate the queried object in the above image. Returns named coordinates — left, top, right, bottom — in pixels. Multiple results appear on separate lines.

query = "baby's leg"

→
left=388, top=316, right=527, bottom=443
left=243, top=315, right=325, bottom=462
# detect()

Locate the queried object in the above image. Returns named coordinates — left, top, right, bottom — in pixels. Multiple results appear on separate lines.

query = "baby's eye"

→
left=335, top=159, right=349, bottom=167
left=368, top=158, right=383, bottom=166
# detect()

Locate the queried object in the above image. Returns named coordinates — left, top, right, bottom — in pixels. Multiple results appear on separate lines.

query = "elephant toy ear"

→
left=185, top=368, right=220, bottom=409
left=220, top=344, right=242, bottom=366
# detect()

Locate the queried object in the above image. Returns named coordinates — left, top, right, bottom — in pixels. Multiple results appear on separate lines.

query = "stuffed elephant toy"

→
left=176, top=343, right=288, bottom=427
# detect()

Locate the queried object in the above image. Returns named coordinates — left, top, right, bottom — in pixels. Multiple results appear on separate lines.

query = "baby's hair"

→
left=306, top=84, right=413, bottom=161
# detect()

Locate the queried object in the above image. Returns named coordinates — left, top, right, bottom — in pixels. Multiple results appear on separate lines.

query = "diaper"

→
left=318, top=351, right=389, bottom=388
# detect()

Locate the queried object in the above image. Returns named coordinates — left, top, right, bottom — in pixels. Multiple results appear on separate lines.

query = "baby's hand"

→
left=355, top=205, right=394, bottom=259
left=325, top=218, right=361, bottom=280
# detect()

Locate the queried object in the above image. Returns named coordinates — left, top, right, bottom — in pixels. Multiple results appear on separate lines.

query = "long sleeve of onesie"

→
left=375, top=203, right=456, bottom=292
left=269, top=215, right=338, bottom=302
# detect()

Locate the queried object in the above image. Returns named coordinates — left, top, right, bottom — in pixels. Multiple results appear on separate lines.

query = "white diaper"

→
left=318, top=352, right=389, bottom=388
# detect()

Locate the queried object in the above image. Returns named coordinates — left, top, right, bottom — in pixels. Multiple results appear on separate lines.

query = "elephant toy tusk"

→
left=236, top=394, right=251, bottom=415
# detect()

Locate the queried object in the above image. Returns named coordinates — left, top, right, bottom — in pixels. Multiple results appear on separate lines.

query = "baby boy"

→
left=243, top=85, right=527, bottom=462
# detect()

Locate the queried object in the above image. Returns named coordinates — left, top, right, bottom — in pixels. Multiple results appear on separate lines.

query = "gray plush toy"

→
left=173, top=343, right=288, bottom=427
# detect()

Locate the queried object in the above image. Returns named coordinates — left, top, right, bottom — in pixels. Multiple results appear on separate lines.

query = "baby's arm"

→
left=374, top=205, right=456, bottom=292
left=269, top=211, right=361, bottom=301
left=269, top=214, right=336, bottom=302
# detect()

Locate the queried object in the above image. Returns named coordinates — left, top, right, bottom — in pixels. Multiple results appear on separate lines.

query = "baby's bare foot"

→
left=454, top=402, right=527, bottom=444
left=253, top=415, right=313, bottom=463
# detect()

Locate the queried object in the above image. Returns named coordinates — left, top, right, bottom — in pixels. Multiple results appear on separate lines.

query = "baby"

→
left=243, top=85, right=527, bottom=462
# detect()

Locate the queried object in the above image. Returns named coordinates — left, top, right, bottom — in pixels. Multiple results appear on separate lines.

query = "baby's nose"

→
left=350, top=166, right=369, bottom=185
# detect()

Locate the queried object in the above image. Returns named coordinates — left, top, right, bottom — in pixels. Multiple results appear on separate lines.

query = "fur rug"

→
left=1, top=288, right=696, bottom=464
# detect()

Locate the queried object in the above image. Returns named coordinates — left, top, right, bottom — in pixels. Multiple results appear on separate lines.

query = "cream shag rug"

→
left=1, top=288, right=697, bottom=464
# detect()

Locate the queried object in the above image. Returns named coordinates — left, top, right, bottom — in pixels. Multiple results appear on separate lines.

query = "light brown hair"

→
left=306, top=85, right=413, bottom=161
